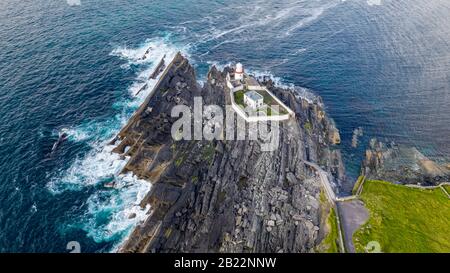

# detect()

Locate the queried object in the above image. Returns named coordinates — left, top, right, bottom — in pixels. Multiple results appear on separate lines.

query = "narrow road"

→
left=303, top=161, right=336, bottom=202
left=302, top=161, right=346, bottom=253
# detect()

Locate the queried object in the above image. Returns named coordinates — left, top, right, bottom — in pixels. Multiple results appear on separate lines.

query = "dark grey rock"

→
left=362, top=138, right=449, bottom=185
left=117, top=53, right=346, bottom=253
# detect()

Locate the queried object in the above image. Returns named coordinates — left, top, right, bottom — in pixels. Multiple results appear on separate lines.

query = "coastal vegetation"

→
left=352, top=176, right=365, bottom=195
left=202, top=143, right=216, bottom=164
left=321, top=208, right=340, bottom=253
left=256, top=90, right=288, bottom=115
left=234, top=90, right=245, bottom=107
left=317, top=191, right=340, bottom=253
left=443, top=185, right=450, bottom=195
left=304, top=121, right=312, bottom=134
left=233, top=89, right=287, bottom=116
left=353, top=180, right=450, bottom=253
left=233, top=90, right=274, bottom=116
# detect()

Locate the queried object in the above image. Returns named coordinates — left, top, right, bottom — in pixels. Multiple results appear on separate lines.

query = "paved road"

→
left=336, top=200, right=369, bottom=253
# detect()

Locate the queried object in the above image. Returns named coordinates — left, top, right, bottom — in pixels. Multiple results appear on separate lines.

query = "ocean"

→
left=0, top=0, right=448, bottom=252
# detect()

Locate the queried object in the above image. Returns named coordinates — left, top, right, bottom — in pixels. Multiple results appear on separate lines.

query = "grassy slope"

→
left=353, top=180, right=450, bottom=253
left=317, top=191, right=340, bottom=253
left=322, top=207, right=339, bottom=253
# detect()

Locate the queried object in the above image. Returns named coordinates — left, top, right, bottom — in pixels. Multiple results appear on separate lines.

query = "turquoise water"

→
left=0, top=0, right=449, bottom=252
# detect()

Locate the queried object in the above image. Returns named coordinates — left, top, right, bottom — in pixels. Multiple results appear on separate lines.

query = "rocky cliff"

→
left=115, top=53, right=345, bottom=253
left=362, top=138, right=450, bottom=186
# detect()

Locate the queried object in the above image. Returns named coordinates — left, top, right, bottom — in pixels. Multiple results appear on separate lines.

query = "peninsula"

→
left=111, top=52, right=345, bottom=252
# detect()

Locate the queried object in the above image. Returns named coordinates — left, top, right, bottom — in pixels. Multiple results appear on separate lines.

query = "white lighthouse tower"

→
left=235, top=62, right=244, bottom=81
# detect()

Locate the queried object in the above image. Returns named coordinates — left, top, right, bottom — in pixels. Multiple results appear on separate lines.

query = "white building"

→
left=226, top=62, right=246, bottom=92
left=235, top=62, right=244, bottom=81
left=244, top=90, right=264, bottom=109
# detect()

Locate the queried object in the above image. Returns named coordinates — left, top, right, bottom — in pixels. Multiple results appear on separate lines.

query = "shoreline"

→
left=110, top=53, right=179, bottom=252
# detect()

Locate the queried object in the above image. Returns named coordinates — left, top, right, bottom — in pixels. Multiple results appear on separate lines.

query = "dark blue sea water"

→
left=0, top=0, right=449, bottom=252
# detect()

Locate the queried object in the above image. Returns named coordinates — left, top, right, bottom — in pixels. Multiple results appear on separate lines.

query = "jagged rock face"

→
left=117, top=53, right=345, bottom=253
left=362, top=138, right=450, bottom=186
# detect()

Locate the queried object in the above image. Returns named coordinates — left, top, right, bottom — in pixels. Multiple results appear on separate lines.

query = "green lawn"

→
left=267, top=105, right=280, bottom=116
left=255, top=90, right=288, bottom=114
left=353, top=180, right=450, bottom=253
left=233, top=89, right=288, bottom=115
left=234, top=90, right=245, bottom=107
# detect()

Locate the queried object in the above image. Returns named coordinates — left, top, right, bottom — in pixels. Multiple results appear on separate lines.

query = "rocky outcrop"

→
left=116, top=53, right=345, bottom=253
left=362, top=138, right=450, bottom=186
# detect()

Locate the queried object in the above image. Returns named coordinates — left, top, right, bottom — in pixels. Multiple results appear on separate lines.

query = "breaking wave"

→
left=243, top=67, right=319, bottom=103
left=47, top=37, right=185, bottom=250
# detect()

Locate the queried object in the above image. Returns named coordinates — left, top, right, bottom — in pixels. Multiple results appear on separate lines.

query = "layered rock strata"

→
left=116, top=53, right=345, bottom=252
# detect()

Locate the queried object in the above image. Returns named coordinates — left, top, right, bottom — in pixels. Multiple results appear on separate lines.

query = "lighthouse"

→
left=235, top=62, right=244, bottom=81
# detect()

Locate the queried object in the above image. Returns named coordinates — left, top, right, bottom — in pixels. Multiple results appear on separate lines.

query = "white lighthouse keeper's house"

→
left=244, top=90, right=264, bottom=109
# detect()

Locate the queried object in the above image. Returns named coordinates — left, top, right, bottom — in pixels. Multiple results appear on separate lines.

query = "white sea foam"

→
left=110, top=36, right=188, bottom=68
left=79, top=173, right=151, bottom=244
left=31, top=202, right=37, bottom=213
left=245, top=68, right=318, bottom=103
left=59, top=127, right=91, bottom=142
left=293, top=48, right=307, bottom=55
left=366, top=0, right=382, bottom=6
left=49, top=37, right=185, bottom=250
left=205, top=60, right=233, bottom=72
left=55, top=118, right=123, bottom=146
left=192, top=0, right=342, bottom=45
left=66, top=0, right=81, bottom=6
left=48, top=144, right=126, bottom=192
left=284, top=2, right=340, bottom=37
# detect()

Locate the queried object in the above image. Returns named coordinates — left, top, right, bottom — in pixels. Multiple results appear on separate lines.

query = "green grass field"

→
left=353, top=180, right=450, bottom=253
